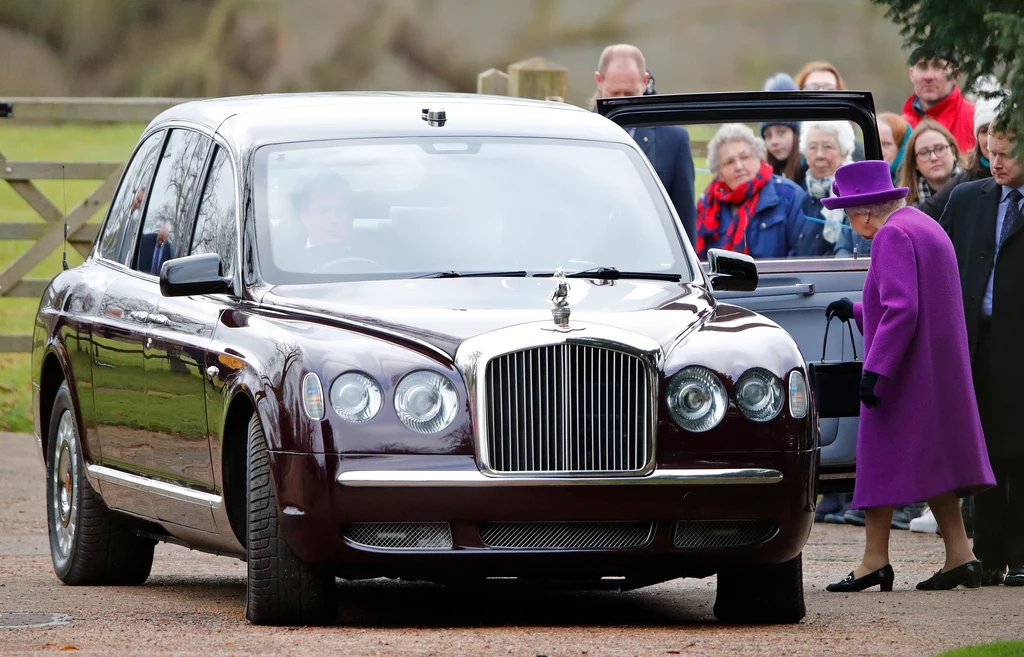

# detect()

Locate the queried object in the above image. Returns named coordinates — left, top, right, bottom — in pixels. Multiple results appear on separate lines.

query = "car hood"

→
left=262, top=277, right=715, bottom=358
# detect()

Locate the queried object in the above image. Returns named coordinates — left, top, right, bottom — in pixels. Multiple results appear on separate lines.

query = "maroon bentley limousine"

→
left=31, top=91, right=881, bottom=625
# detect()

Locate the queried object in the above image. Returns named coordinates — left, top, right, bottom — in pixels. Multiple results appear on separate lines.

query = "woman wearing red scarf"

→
left=696, top=124, right=806, bottom=260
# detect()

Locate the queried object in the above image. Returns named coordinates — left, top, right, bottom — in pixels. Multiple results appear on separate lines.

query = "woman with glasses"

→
left=694, top=123, right=805, bottom=260
left=794, top=61, right=846, bottom=91
left=902, top=118, right=964, bottom=207
left=789, top=121, right=855, bottom=258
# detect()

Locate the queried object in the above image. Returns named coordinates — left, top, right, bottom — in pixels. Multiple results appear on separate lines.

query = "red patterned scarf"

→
left=696, top=161, right=774, bottom=256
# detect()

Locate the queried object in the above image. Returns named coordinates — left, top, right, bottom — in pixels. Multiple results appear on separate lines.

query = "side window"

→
left=97, top=130, right=165, bottom=263
left=190, top=147, right=238, bottom=280
left=131, top=129, right=211, bottom=275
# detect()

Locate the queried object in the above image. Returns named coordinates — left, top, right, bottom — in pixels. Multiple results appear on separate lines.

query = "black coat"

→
left=632, top=126, right=697, bottom=245
left=941, top=178, right=1023, bottom=457
left=924, top=167, right=991, bottom=224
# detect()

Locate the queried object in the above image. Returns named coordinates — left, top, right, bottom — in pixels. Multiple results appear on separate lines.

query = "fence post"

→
left=507, top=57, right=568, bottom=101
left=477, top=68, right=510, bottom=96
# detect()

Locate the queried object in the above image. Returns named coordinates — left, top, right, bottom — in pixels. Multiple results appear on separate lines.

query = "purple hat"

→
left=821, top=160, right=909, bottom=210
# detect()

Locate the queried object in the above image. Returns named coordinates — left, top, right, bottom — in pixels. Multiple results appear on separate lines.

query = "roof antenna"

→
left=61, top=164, right=68, bottom=271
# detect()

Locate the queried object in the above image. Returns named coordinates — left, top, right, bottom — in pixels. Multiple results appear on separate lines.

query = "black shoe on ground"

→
left=823, top=512, right=847, bottom=524
left=1005, top=567, right=1024, bottom=587
left=891, top=503, right=926, bottom=530
left=916, top=560, right=983, bottom=590
left=826, top=564, right=894, bottom=592
left=844, top=509, right=866, bottom=526
left=982, top=567, right=1006, bottom=586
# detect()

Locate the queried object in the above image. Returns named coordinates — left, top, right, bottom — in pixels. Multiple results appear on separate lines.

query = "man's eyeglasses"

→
left=916, top=143, right=951, bottom=161
left=805, top=83, right=838, bottom=91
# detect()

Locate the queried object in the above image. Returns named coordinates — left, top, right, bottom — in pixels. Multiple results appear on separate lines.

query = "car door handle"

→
left=717, top=283, right=815, bottom=299
left=147, top=313, right=169, bottom=325
left=128, top=310, right=150, bottom=322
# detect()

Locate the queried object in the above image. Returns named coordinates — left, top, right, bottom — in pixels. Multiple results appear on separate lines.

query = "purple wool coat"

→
left=851, top=206, right=994, bottom=509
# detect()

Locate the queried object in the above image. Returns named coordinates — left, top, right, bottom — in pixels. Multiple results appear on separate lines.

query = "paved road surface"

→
left=1, top=432, right=1020, bottom=656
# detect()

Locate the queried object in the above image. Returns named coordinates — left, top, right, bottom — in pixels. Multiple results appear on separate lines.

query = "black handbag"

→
left=808, top=316, right=863, bottom=418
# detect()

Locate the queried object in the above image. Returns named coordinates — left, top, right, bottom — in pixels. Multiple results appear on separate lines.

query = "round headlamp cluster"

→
left=394, top=370, right=459, bottom=434
left=735, top=368, right=784, bottom=422
left=667, top=366, right=727, bottom=432
left=330, top=372, right=382, bottom=423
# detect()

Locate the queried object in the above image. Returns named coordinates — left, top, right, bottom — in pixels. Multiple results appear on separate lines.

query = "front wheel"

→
left=244, top=413, right=337, bottom=625
left=714, top=553, right=806, bottom=624
left=46, top=382, right=154, bottom=585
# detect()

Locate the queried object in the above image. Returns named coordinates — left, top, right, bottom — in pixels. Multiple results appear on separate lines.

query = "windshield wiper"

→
left=534, top=267, right=682, bottom=282
left=413, top=270, right=529, bottom=279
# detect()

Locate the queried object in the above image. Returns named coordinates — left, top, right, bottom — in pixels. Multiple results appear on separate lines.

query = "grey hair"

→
left=799, top=120, right=856, bottom=157
left=707, top=124, right=768, bottom=176
left=843, top=198, right=907, bottom=218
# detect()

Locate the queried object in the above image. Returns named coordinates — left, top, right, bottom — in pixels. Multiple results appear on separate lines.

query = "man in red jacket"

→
left=902, top=49, right=976, bottom=153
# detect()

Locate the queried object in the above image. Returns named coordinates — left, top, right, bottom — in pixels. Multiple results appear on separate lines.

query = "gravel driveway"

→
left=1, top=431, right=1020, bottom=656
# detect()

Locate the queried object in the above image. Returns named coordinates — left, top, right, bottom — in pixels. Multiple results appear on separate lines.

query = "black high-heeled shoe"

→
left=916, top=559, right=982, bottom=590
left=826, top=564, right=894, bottom=592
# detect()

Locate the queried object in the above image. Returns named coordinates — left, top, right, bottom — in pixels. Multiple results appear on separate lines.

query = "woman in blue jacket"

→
left=696, top=124, right=806, bottom=260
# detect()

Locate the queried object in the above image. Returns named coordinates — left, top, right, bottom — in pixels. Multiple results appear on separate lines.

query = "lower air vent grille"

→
left=479, top=521, right=653, bottom=549
left=344, top=522, right=453, bottom=549
left=673, top=520, right=776, bottom=548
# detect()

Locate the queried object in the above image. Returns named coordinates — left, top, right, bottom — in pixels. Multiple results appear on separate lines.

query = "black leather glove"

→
left=859, top=371, right=880, bottom=408
left=826, top=297, right=854, bottom=322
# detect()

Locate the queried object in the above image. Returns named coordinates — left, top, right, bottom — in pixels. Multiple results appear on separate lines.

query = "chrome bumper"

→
left=336, top=468, right=783, bottom=488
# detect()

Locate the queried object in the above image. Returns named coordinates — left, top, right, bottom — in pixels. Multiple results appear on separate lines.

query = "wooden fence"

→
left=0, top=59, right=709, bottom=353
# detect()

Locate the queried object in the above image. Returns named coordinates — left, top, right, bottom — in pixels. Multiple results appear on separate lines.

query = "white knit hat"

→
left=974, top=95, right=1004, bottom=137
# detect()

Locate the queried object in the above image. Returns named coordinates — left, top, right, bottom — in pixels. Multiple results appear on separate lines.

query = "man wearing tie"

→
left=593, top=44, right=697, bottom=245
left=137, top=223, right=176, bottom=276
left=941, top=128, right=1024, bottom=587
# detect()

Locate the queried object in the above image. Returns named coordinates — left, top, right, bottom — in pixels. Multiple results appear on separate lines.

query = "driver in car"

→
left=290, top=172, right=358, bottom=269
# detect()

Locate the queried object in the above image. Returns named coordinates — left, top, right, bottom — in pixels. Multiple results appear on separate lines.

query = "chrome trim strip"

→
left=87, top=465, right=222, bottom=505
left=336, top=467, right=783, bottom=487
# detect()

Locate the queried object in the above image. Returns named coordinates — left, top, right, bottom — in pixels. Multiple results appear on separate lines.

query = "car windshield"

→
left=252, top=137, right=692, bottom=284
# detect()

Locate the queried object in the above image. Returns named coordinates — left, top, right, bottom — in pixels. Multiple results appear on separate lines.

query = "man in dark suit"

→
left=137, top=223, right=176, bottom=276
left=594, top=44, right=697, bottom=245
left=941, top=129, right=1024, bottom=587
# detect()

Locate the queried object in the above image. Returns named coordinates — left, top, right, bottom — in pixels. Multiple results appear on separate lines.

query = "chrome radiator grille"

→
left=483, top=344, right=653, bottom=474
left=479, top=521, right=654, bottom=549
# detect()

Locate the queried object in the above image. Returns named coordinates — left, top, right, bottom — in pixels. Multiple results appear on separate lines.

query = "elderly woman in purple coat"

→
left=821, top=160, right=995, bottom=592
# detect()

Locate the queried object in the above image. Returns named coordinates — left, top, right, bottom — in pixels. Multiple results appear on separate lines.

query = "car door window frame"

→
left=187, top=142, right=241, bottom=295
left=126, top=126, right=215, bottom=280
left=93, top=129, right=167, bottom=266
left=598, top=90, right=882, bottom=272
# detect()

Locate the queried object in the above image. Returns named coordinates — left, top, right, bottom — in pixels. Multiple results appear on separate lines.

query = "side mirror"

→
left=706, top=248, right=758, bottom=292
left=159, top=254, right=232, bottom=297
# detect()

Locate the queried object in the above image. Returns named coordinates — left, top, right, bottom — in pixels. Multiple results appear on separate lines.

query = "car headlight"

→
left=330, top=372, right=383, bottom=423
left=666, top=366, right=727, bottom=432
left=301, top=372, right=325, bottom=421
left=735, top=368, right=784, bottom=422
left=394, top=370, right=459, bottom=434
left=789, top=370, right=809, bottom=419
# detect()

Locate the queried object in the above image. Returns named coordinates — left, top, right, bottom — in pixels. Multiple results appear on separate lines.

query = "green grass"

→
left=0, top=123, right=146, bottom=433
left=935, top=641, right=1024, bottom=656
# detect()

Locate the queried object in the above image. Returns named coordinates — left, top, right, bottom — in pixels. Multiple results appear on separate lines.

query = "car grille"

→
left=344, top=522, right=453, bottom=550
left=673, top=520, right=776, bottom=548
left=483, top=344, right=654, bottom=474
left=479, top=521, right=654, bottom=549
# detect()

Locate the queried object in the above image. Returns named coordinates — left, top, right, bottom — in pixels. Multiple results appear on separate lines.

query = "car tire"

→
left=46, top=382, right=155, bottom=585
left=713, top=553, right=806, bottom=624
left=244, top=413, right=337, bottom=626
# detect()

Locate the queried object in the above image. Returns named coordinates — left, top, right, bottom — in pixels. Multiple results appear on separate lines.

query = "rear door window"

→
left=97, top=130, right=165, bottom=264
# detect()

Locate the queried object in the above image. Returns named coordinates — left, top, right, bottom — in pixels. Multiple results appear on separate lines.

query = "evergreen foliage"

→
left=872, top=0, right=1023, bottom=150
